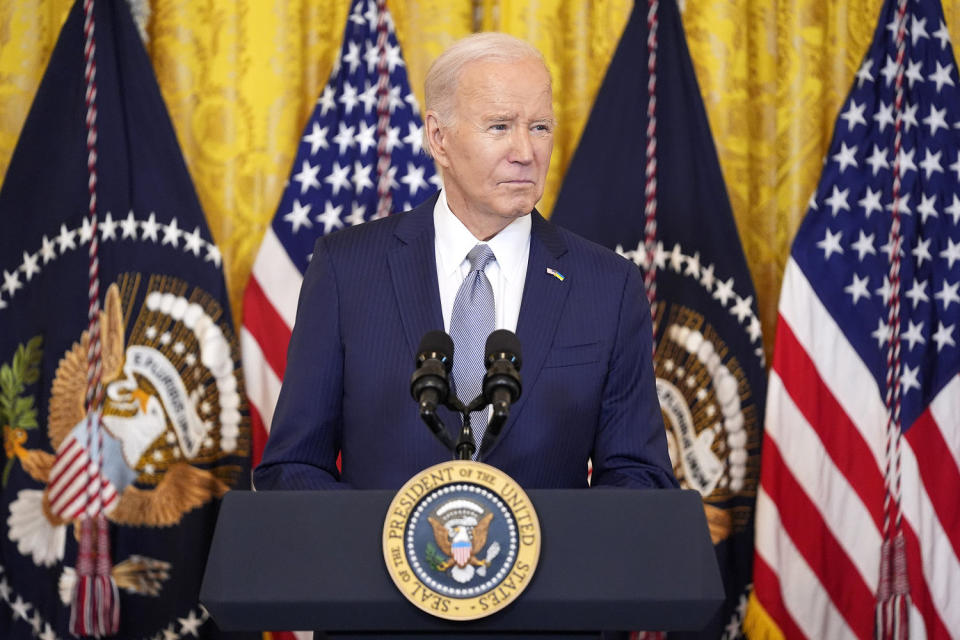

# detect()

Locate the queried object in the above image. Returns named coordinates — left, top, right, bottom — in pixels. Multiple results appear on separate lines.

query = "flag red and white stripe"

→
left=751, top=261, right=959, bottom=639
left=243, top=227, right=298, bottom=466
left=47, top=435, right=119, bottom=521
left=747, top=1, right=960, bottom=637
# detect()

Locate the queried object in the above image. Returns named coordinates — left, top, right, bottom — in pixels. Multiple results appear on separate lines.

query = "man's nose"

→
left=508, top=128, right=534, bottom=164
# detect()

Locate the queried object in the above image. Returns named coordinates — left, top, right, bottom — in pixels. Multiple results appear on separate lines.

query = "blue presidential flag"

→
left=552, top=1, right=764, bottom=638
left=0, top=1, right=251, bottom=638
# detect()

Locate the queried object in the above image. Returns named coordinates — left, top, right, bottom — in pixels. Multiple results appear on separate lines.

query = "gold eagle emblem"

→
left=21, top=282, right=230, bottom=529
left=7, top=275, right=248, bottom=597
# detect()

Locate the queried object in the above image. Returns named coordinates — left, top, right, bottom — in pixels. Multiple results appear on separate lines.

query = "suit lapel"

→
left=484, top=212, right=570, bottom=460
left=388, top=194, right=444, bottom=359
left=388, top=193, right=461, bottom=444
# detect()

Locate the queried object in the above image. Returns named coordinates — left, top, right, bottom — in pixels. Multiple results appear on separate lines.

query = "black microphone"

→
left=410, top=331, right=456, bottom=451
left=479, top=329, right=522, bottom=457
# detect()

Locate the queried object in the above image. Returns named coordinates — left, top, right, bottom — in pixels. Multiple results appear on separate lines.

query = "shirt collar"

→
left=433, top=190, right=532, bottom=282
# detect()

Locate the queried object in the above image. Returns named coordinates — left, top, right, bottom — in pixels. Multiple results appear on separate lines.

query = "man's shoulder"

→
left=319, top=210, right=403, bottom=247
left=541, top=215, right=636, bottom=276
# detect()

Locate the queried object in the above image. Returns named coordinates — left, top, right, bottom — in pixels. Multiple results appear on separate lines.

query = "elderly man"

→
left=254, top=33, right=676, bottom=491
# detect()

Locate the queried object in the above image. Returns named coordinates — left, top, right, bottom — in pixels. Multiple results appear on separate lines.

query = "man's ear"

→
left=424, top=111, right=449, bottom=168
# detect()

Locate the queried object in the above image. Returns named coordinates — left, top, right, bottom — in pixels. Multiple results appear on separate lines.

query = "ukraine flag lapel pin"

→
left=546, top=267, right=565, bottom=282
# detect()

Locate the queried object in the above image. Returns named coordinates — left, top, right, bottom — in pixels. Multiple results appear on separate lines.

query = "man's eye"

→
left=490, top=123, right=508, bottom=131
left=533, top=124, right=552, bottom=133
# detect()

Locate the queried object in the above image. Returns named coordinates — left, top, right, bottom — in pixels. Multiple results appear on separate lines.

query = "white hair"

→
left=423, top=33, right=550, bottom=157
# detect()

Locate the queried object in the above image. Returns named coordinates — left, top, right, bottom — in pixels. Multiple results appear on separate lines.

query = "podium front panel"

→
left=201, top=489, right=722, bottom=633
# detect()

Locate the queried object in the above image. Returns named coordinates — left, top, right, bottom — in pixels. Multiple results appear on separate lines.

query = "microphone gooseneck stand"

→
left=411, top=329, right=523, bottom=462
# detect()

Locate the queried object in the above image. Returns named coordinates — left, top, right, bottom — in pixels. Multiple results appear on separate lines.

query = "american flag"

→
left=242, top=0, right=439, bottom=482
left=750, top=0, right=960, bottom=638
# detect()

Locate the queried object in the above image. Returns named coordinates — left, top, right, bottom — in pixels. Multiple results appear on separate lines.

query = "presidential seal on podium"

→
left=382, top=460, right=541, bottom=621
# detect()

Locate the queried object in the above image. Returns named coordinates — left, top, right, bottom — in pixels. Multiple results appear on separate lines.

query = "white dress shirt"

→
left=433, top=190, right=531, bottom=334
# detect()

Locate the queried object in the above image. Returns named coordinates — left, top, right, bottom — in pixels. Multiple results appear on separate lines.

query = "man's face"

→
left=429, top=56, right=554, bottom=236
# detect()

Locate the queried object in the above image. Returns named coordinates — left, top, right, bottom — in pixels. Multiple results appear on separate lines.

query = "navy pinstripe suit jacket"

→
left=254, top=193, right=677, bottom=490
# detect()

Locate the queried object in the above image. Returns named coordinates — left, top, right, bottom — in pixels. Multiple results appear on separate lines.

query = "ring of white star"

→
left=616, top=240, right=765, bottom=364
left=0, top=211, right=223, bottom=311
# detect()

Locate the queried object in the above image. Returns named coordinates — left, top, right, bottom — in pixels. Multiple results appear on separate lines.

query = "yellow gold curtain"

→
left=2, top=0, right=960, bottom=359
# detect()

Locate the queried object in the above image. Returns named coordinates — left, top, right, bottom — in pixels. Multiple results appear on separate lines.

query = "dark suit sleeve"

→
left=591, top=263, right=679, bottom=489
left=253, top=236, right=350, bottom=490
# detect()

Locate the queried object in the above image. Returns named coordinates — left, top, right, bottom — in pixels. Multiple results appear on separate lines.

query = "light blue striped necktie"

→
left=449, top=244, right=496, bottom=456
